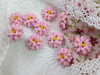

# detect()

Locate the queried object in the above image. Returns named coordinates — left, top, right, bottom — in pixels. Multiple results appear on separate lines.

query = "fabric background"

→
left=1, top=0, right=48, bottom=75
left=0, top=0, right=61, bottom=75
left=0, top=0, right=100, bottom=75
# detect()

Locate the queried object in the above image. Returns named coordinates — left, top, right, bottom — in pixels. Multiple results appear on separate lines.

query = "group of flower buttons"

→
left=7, top=6, right=97, bottom=67
left=7, top=6, right=59, bottom=49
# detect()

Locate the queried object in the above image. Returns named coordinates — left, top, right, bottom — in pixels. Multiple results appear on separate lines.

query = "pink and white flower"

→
left=47, top=32, right=63, bottom=48
left=58, top=12, right=71, bottom=31
left=41, top=6, right=57, bottom=21
left=7, top=25, right=24, bottom=40
left=23, top=13, right=39, bottom=28
left=56, top=48, right=73, bottom=66
left=9, top=13, right=23, bottom=25
left=26, top=34, right=43, bottom=50
left=34, top=21, right=50, bottom=35
left=74, top=36, right=92, bottom=55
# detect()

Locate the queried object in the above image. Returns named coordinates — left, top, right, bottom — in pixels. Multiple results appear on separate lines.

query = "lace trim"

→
left=36, top=49, right=100, bottom=75
left=65, top=0, right=100, bottom=29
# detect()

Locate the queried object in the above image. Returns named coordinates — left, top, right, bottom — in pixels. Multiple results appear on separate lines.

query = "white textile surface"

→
left=0, top=0, right=60, bottom=75
left=0, top=0, right=100, bottom=75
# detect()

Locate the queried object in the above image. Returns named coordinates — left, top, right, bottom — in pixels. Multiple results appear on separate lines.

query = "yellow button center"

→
left=40, top=25, right=44, bottom=29
left=28, top=16, right=33, bottom=20
left=60, top=54, right=64, bottom=59
left=33, top=39, right=37, bottom=43
left=13, top=16, right=18, bottom=20
left=11, top=29, right=16, bottom=33
left=52, top=37, right=57, bottom=41
left=47, top=10, right=52, bottom=15
left=81, top=42, right=86, bottom=47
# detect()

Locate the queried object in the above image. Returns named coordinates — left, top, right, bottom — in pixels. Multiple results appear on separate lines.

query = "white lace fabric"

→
left=65, top=0, right=100, bottom=29
left=0, top=0, right=100, bottom=75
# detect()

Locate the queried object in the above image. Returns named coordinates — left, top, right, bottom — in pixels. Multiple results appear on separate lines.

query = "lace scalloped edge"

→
left=64, top=0, right=100, bottom=29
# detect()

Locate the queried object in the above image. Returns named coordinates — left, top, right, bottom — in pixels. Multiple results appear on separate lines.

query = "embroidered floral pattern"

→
left=90, top=36, right=98, bottom=46
left=95, top=51, right=100, bottom=58
left=74, top=28, right=84, bottom=34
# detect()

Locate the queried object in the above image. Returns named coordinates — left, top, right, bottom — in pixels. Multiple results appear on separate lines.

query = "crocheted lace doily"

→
left=65, top=0, right=100, bottom=29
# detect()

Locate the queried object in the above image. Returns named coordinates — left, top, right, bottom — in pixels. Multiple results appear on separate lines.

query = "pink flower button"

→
left=34, top=21, right=50, bottom=35
left=7, top=25, right=24, bottom=40
left=41, top=6, right=57, bottom=21
left=74, top=36, right=92, bottom=55
left=9, top=13, right=23, bottom=25
left=23, top=13, right=39, bottom=28
left=58, top=12, right=71, bottom=31
left=56, top=48, right=73, bottom=66
left=47, top=32, right=63, bottom=48
left=26, top=34, right=43, bottom=50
